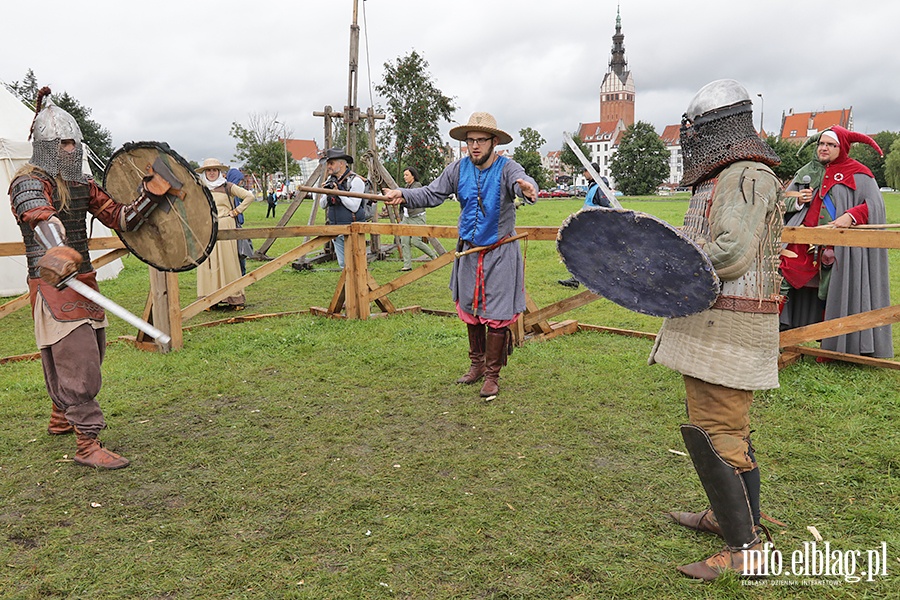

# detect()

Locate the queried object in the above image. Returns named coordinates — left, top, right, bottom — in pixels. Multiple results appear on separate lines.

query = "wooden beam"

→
left=523, top=292, right=553, bottom=334
left=367, top=251, right=455, bottom=302
left=368, top=273, right=396, bottom=314
left=328, top=270, right=348, bottom=314
left=523, top=290, right=600, bottom=329
left=781, top=226, right=900, bottom=249
left=576, top=323, right=657, bottom=340
left=779, top=304, right=900, bottom=347
left=783, top=345, right=900, bottom=369
left=526, top=319, right=579, bottom=342
left=182, top=236, right=331, bottom=320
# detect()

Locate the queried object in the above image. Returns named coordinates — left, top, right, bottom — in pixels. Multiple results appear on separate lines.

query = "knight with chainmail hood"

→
left=9, top=87, right=164, bottom=470
left=649, top=79, right=784, bottom=580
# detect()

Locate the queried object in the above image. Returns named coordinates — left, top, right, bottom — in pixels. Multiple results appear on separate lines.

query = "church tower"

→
left=599, top=6, right=635, bottom=127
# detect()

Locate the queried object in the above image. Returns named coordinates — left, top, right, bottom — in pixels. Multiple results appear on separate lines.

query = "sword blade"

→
left=64, top=278, right=172, bottom=345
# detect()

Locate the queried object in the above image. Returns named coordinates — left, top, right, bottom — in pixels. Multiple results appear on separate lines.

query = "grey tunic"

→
left=402, top=158, right=536, bottom=320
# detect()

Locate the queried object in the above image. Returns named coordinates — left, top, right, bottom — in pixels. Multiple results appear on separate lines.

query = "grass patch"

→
left=1, top=193, right=899, bottom=598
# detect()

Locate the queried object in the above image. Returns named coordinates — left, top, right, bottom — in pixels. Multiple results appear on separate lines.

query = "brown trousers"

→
left=40, top=323, right=106, bottom=438
left=683, top=375, right=755, bottom=472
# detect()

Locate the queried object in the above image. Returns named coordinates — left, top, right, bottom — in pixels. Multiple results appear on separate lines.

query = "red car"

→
left=551, top=189, right=570, bottom=198
left=537, top=190, right=552, bottom=198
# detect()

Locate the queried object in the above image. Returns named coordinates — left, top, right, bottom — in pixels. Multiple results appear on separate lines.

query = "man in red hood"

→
left=780, top=126, right=893, bottom=358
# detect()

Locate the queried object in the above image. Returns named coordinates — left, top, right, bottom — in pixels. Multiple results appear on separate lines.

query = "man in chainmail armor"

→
left=648, top=79, right=784, bottom=580
left=9, top=87, right=166, bottom=469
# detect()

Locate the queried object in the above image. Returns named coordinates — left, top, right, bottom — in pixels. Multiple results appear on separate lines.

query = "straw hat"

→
left=195, top=158, right=229, bottom=173
left=449, top=112, right=512, bottom=146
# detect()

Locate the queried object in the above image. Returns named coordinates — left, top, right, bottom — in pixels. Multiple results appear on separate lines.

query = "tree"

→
left=6, top=69, right=39, bottom=106
left=7, top=69, right=114, bottom=178
left=560, top=134, right=591, bottom=172
left=512, top=127, right=550, bottom=190
left=54, top=92, right=114, bottom=178
left=884, top=138, right=900, bottom=190
left=230, top=112, right=294, bottom=199
left=609, top=121, right=669, bottom=196
left=332, top=120, right=371, bottom=177
left=850, top=131, right=899, bottom=187
left=376, top=50, right=457, bottom=183
left=766, top=135, right=814, bottom=183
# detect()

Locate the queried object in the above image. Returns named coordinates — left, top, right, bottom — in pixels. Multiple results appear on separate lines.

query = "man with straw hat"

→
left=383, top=112, right=537, bottom=399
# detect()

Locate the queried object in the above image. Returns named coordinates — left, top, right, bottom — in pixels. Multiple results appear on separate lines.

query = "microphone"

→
left=798, top=175, right=811, bottom=190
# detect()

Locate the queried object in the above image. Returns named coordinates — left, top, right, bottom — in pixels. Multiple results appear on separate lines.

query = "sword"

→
left=64, top=277, right=172, bottom=345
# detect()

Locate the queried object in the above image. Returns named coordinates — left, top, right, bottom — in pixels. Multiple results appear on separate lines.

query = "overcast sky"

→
left=2, top=0, right=898, bottom=166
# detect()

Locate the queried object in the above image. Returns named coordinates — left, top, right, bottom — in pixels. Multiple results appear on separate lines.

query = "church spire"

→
left=609, top=4, right=628, bottom=82
left=599, top=5, right=635, bottom=127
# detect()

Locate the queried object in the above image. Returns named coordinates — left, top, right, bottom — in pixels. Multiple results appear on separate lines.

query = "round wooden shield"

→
left=557, top=207, right=720, bottom=318
left=103, top=141, right=216, bottom=272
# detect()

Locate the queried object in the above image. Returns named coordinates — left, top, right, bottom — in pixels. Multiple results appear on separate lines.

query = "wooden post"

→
left=148, top=267, right=182, bottom=352
left=346, top=0, right=360, bottom=158
left=343, top=223, right=370, bottom=319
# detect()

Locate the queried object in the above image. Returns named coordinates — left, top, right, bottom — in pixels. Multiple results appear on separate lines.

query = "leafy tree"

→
left=850, top=131, right=899, bottom=187
left=609, top=122, right=669, bottom=195
left=884, top=138, right=900, bottom=190
left=54, top=92, right=114, bottom=178
left=376, top=50, right=457, bottom=183
left=766, top=135, right=814, bottom=183
left=6, top=69, right=39, bottom=105
left=230, top=112, right=295, bottom=199
left=7, top=69, right=114, bottom=178
left=560, top=134, right=591, bottom=172
left=331, top=121, right=371, bottom=177
left=512, top=127, right=550, bottom=190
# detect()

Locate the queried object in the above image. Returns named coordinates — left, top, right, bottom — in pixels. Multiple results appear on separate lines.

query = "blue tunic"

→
left=401, top=157, right=536, bottom=320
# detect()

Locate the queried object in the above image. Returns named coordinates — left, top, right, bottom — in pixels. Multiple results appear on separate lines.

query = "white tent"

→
left=1, top=86, right=122, bottom=297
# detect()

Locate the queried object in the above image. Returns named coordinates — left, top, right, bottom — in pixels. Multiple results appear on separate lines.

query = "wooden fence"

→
left=2, top=223, right=898, bottom=369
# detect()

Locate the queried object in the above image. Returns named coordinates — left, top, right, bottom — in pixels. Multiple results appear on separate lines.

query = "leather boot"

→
left=47, top=404, right=74, bottom=435
left=456, top=324, right=486, bottom=384
left=480, top=327, right=509, bottom=397
left=74, top=431, right=130, bottom=470
left=667, top=508, right=722, bottom=537
left=676, top=424, right=769, bottom=580
left=677, top=525, right=774, bottom=581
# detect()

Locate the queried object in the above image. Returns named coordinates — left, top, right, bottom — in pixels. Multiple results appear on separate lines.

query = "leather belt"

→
left=711, top=295, right=780, bottom=314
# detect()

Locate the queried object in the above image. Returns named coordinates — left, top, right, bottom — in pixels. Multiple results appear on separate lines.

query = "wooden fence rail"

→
left=2, top=223, right=898, bottom=368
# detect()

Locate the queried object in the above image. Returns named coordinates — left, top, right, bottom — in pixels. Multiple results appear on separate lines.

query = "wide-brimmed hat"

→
left=323, top=147, right=353, bottom=163
left=449, top=112, right=512, bottom=146
left=195, top=158, right=229, bottom=173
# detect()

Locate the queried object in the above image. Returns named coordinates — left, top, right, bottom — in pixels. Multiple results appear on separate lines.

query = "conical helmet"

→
left=30, top=97, right=87, bottom=182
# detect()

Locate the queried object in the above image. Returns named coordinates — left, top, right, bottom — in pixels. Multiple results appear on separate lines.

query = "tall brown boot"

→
left=48, top=404, right=74, bottom=435
left=480, top=327, right=509, bottom=397
left=456, top=323, right=486, bottom=384
left=74, top=431, right=130, bottom=470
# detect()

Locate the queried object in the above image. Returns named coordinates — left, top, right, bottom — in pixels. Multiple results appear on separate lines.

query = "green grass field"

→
left=1, top=193, right=899, bottom=599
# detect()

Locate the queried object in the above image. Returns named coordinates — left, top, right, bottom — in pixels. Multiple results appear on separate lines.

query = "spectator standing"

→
left=399, top=166, right=439, bottom=271
left=196, top=158, right=254, bottom=309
